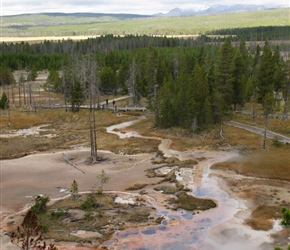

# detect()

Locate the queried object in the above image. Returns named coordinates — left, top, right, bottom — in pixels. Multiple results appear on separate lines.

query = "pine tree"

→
left=47, top=70, right=62, bottom=93
left=192, top=64, right=209, bottom=129
left=231, top=50, right=247, bottom=110
left=216, top=38, right=234, bottom=111
left=145, top=44, right=158, bottom=105
left=0, top=92, right=9, bottom=109
left=282, top=58, right=290, bottom=120
left=272, top=46, right=287, bottom=109
left=214, top=38, right=234, bottom=128
left=70, top=180, right=79, bottom=199
left=155, top=76, right=175, bottom=128
left=257, top=41, right=275, bottom=105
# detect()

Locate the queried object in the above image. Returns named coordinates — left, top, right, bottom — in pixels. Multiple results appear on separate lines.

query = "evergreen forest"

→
left=0, top=27, right=289, bottom=131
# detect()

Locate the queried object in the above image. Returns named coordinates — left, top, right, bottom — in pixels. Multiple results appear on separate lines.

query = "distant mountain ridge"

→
left=154, top=4, right=284, bottom=16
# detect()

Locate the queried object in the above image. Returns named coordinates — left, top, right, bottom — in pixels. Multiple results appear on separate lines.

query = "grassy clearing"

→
left=232, top=112, right=290, bottom=137
left=2, top=8, right=289, bottom=37
left=211, top=124, right=290, bottom=181
left=2, top=106, right=289, bottom=183
left=0, top=108, right=154, bottom=159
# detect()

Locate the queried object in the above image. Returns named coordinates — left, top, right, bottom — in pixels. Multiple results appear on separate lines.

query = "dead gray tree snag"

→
left=62, top=153, right=85, bottom=174
left=87, top=55, right=99, bottom=163
left=128, top=59, right=138, bottom=106
left=89, top=112, right=98, bottom=163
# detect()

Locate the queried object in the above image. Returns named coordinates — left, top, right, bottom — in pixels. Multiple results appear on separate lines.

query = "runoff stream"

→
left=102, top=118, right=282, bottom=250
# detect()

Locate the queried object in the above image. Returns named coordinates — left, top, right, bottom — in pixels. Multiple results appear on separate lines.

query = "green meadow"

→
left=1, top=8, right=289, bottom=37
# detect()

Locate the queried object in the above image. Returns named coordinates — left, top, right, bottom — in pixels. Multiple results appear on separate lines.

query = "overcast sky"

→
left=1, top=0, right=289, bottom=16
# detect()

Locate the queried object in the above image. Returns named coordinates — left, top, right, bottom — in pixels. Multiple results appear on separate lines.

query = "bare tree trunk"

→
left=28, top=82, right=32, bottom=107
left=88, top=55, right=98, bottom=161
left=283, top=81, right=290, bottom=120
left=252, top=95, right=256, bottom=123
left=11, top=84, right=15, bottom=105
left=93, top=113, right=97, bottom=158
left=262, top=113, right=268, bottom=150
left=62, top=70, right=67, bottom=112
left=89, top=112, right=97, bottom=163
left=18, top=80, right=21, bottom=107
left=128, top=59, right=138, bottom=106
left=219, top=123, right=224, bottom=139
left=7, top=108, right=10, bottom=127
left=48, top=85, right=51, bottom=108
left=23, top=81, right=26, bottom=106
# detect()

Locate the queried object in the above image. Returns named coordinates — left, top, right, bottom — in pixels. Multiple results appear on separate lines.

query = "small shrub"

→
left=70, top=180, right=79, bottom=199
left=81, top=195, right=97, bottom=210
left=126, top=183, right=148, bottom=190
left=154, top=185, right=178, bottom=194
left=83, top=211, right=94, bottom=221
left=281, top=207, right=290, bottom=227
left=50, top=208, right=68, bottom=218
left=274, top=246, right=290, bottom=250
left=31, top=196, right=50, bottom=214
left=97, top=209, right=105, bottom=217
left=97, top=169, right=110, bottom=194
left=41, top=223, right=49, bottom=233
left=272, top=137, right=283, bottom=147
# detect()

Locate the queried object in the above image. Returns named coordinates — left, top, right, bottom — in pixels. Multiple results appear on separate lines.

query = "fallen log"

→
left=62, top=153, right=85, bottom=174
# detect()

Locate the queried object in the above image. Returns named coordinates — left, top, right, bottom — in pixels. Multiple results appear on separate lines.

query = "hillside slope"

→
left=1, top=8, right=288, bottom=37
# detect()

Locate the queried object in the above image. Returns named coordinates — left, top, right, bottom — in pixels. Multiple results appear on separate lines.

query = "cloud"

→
left=1, top=0, right=288, bottom=16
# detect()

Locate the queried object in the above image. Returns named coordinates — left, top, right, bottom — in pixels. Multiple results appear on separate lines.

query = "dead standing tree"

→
left=128, top=59, right=139, bottom=106
left=87, top=54, right=100, bottom=163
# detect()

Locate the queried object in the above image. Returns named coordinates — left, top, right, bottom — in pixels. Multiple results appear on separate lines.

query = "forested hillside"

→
left=0, top=29, right=289, bottom=130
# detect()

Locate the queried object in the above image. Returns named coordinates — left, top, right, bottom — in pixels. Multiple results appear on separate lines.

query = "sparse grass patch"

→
left=154, top=185, right=179, bottom=194
left=212, top=145, right=290, bottom=181
left=99, top=134, right=159, bottom=155
left=245, top=205, right=281, bottom=231
left=126, top=183, right=148, bottom=190
left=232, top=113, right=290, bottom=137
left=124, top=208, right=151, bottom=223
left=0, top=108, right=151, bottom=159
left=169, top=191, right=217, bottom=211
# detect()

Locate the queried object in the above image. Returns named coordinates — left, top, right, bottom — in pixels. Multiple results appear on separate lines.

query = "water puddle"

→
left=0, top=124, right=56, bottom=138
left=102, top=119, right=282, bottom=250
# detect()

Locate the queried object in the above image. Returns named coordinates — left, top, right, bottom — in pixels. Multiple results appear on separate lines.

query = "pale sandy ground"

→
left=0, top=36, right=98, bottom=43
left=0, top=149, right=161, bottom=249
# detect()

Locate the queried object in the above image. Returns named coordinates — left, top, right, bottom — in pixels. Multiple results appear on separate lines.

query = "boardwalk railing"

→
left=23, top=104, right=147, bottom=111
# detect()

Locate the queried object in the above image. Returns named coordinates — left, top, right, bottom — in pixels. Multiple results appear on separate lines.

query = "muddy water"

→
left=103, top=119, right=281, bottom=250
left=0, top=124, right=56, bottom=138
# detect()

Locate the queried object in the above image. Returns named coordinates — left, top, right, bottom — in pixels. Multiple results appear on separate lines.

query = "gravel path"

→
left=225, top=121, right=290, bottom=144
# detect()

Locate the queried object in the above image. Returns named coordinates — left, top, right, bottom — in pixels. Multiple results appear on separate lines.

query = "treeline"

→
left=155, top=39, right=289, bottom=131
left=0, top=35, right=208, bottom=73
left=0, top=34, right=289, bottom=130
left=0, top=29, right=289, bottom=71
left=209, top=26, right=290, bottom=41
